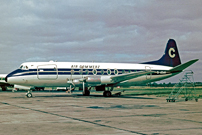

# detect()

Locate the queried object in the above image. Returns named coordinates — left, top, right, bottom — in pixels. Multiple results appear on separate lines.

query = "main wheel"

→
left=103, top=91, right=111, bottom=97
left=1, top=86, right=7, bottom=91
left=83, top=90, right=90, bottom=96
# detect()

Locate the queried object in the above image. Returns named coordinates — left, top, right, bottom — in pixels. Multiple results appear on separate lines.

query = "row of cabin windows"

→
left=37, top=69, right=138, bottom=75
left=70, top=69, right=135, bottom=75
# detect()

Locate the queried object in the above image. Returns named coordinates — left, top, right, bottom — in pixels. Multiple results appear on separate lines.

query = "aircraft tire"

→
left=1, top=86, right=7, bottom=91
left=26, top=93, right=32, bottom=98
left=103, top=91, right=111, bottom=97
left=83, top=90, right=90, bottom=96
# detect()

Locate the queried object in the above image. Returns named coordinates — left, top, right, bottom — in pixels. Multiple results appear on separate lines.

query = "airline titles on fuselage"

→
left=71, top=65, right=101, bottom=69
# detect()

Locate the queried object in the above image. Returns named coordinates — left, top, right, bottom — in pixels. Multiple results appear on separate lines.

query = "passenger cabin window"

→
left=107, top=69, right=111, bottom=75
left=93, top=69, right=97, bottom=75
left=101, top=69, right=104, bottom=75
left=114, top=69, right=118, bottom=75
left=85, top=70, right=89, bottom=75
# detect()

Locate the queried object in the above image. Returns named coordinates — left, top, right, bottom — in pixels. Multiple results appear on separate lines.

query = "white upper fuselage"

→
left=21, top=61, right=172, bottom=70
left=6, top=61, right=176, bottom=88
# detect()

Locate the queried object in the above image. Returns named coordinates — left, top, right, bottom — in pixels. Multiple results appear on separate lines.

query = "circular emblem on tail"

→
left=169, top=48, right=175, bottom=58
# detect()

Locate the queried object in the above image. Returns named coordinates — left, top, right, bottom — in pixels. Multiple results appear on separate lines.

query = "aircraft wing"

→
left=110, top=71, right=154, bottom=83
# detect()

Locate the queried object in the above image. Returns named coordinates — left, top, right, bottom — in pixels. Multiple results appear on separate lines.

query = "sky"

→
left=0, top=0, right=201, bottom=83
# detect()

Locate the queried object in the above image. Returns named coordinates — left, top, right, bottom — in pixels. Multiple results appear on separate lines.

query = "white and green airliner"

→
left=6, top=39, right=198, bottom=97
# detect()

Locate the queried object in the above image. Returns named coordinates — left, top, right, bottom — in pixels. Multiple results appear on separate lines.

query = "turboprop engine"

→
left=85, top=76, right=101, bottom=84
left=69, top=76, right=102, bottom=87
left=67, top=75, right=112, bottom=87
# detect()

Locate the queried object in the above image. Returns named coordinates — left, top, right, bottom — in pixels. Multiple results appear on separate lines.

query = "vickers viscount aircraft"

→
left=5, top=39, right=198, bottom=97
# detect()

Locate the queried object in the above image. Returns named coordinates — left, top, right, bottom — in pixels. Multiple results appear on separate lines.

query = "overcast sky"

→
left=0, top=0, right=201, bottom=83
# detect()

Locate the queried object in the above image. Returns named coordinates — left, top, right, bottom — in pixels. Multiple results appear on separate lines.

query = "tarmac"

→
left=0, top=91, right=202, bottom=135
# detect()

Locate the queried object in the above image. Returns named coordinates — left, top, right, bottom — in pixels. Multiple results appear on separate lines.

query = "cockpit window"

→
left=20, top=65, right=29, bottom=70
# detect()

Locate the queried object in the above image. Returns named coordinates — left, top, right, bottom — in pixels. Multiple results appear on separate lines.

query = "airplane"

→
left=0, top=74, right=13, bottom=91
left=5, top=39, right=198, bottom=98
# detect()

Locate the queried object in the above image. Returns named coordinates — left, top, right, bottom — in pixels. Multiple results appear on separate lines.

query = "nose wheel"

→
left=26, top=91, right=32, bottom=98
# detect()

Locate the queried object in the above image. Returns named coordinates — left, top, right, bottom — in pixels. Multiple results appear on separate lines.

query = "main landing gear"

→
left=82, top=82, right=91, bottom=96
left=83, top=89, right=90, bottom=96
left=103, top=86, right=113, bottom=97
left=103, top=91, right=111, bottom=97
left=1, top=86, right=7, bottom=91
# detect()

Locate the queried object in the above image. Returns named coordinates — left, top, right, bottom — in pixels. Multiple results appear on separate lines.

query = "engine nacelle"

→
left=86, top=76, right=101, bottom=84
left=68, top=76, right=109, bottom=87
left=72, top=79, right=83, bottom=86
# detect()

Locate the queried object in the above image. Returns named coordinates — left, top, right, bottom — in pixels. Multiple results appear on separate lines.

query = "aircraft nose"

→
left=5, top=74, right=12, bottom=83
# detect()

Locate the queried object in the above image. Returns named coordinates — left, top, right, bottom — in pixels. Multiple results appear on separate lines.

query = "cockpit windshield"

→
left=19, top=65, right=29, bottom=70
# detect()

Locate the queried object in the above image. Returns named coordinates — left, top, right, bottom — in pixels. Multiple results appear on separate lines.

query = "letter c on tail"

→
left=169, top=48, right=175, bottom=58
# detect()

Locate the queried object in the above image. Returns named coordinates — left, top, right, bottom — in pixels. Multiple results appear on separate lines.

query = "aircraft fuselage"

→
left=6, top=61, right=176, bottom=88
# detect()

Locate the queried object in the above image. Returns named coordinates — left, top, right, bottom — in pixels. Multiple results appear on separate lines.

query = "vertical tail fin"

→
left=143, top=39, right=181, bottom=67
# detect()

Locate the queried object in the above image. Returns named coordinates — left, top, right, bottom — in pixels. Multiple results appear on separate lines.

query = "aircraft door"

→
left=37, top=64, right=58, bottom=80
left=70, top=68, right=74, bottom=81
left=145, top=66, right=151, bottom=79
left=80, top=68, right=84, bottom=78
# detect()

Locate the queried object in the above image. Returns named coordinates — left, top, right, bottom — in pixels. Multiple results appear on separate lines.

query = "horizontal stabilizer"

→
left=111, top=71, right=154, bottom=83
left=169, top=59, right=199, bottom=72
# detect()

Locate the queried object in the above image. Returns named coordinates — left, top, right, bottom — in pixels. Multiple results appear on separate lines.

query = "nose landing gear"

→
left=26, top=90, right=32, bottom=98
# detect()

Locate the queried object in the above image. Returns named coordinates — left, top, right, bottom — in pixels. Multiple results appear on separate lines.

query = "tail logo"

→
left=169, top=48, right=175, bottom=58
